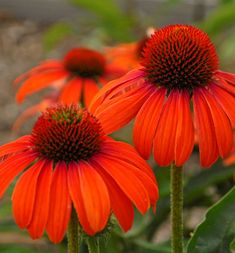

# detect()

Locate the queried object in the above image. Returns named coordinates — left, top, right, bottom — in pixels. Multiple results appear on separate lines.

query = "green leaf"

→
left=230, top=238, right=235, bottom=253
left=43, top=22, right=73, bottom=51
left=134, top=240, right=171, bottom=253
left=186, top=186, right=235, bottom=253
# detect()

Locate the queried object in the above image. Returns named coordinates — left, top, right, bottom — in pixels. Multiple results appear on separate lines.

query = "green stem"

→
left=67, top=207, right=80, bottom=253
left=170, top=164, right=184, bottom=253
left=87, top=237, right=100, bottom=253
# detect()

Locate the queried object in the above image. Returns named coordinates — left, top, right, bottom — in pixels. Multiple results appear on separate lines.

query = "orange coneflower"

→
left=90, top=24, right=235, bottom=168
left=0, top=104, right=158, bottom=243
left=15, top=48, right=124, bottom=107
left=105, top=28, right=155, bottom=71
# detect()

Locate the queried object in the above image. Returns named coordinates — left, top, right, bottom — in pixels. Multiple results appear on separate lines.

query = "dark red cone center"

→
left=142, top=25, right=219, bottom=92
left=63, top=48, right=106, bottom=78
left=32, top=105, right=104, bottom=162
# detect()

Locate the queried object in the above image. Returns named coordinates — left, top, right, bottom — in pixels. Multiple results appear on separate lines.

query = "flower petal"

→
left=46, top=161, right=71, bottom=243
left=193, top=88, right=219, bottom=167
left=16, top=70, right=68, bottom=103
left=0, top=135, right=32, bottom=158
left=134, top=88, right=166, bottom=159
left=174, top=91, right=194, bottom=166
left=89, top=69, right=144, bottom=113
left=14, top=60, right=63, bottom=85
left=93, top=154, right=150, bottom=214
left=12, top=159, right=45, bottom=228
left=94, top=84, right=152, bottom=135
left=68, top=162, right=93, bottom=235
left=153, top=91, right=179, bottom=166
left=83, top=79, right=99, bottom=107
left=27, top=160, right=53, bottom=239
left=90, top=160, right=134, bottom=232
left=210, top=83, right=235, bottom=126
left=59, top=78, right=82, bottom=105
left=200, top=88, right=233, bottom=158
left=101, top=137, right=156, bottom=183
left=0, top=151, right=37, bottom=198
left=78, top=161, right=110, bottom=233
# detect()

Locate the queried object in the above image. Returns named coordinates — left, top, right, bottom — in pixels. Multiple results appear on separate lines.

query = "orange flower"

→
left=15, top=48, right=124, bottom=107
left=105, top=28, right=155, bottom=71
left=90, top=25, right=235, bottom=168
left=0, top=104, right=158, bottom=243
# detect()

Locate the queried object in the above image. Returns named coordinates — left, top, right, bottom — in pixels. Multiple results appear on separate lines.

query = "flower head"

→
left=15, top=47, right=124, bottom=107
left=105, top=28, right=155, bottom=71
left=0, top=104, right=158, bottom=243
left=90, top=24, right=235, bottom=168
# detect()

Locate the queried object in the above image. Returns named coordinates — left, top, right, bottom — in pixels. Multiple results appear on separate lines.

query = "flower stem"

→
left=67, top=207, right=80, bottom=253
left=170, top=164, right=184, bottom=253
left=87, top=238, right=100, bottom=253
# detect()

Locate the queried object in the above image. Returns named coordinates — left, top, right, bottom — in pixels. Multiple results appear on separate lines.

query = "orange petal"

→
left=134, top=88, right=166, bottom=159
left=89, top=68, right=144, bottom=113
left=216, top=70, right=235, bottom=85
left=200, top=88, right=233, bottom=158
left=153, top=91, right=179, bottom=166
left=84, top=79, right=99, bottom=107
left=174, top=91, right=194, bottom=166
left=93, top=154, right=150, bottom=214
left=78, top=161, right=110, bottom=233
left=210, top=83, right=235, bottom=126
left=16, top=70, right=68, bottom=103
left=67, top=162, right=98, bottom=235
left=27, top=160, right=53, bottom=239
left=0, top=151, right=37, bottom=198
left=90, top=160, right=134, bottom=232
left=224, top=153, right=235, bottom=166
left=101, top=137, right=156, bottom=182
left=0, top=135, right=32, bottom=158
left=193, top=88, right=219, bottom=167
left=94, top=84, right=152, bottom=135
left=68, top=162, right=110, bottom=235
left=12, top=159, right=45, bottom=228
left=46, top=162, right=71, bottom=243
left=59, top=78, right=82, bottom=105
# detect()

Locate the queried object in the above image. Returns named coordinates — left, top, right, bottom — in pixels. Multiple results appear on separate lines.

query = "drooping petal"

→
left=89, top=68, right=144, bottom=113
left=174, top=91, right=194, bottom=166
left=224, top=153, right=235, bottom=166
left=193, top=88, right=218, bottom=167
left=94, top=84, right=152, bottom=135
left=14, top=60, right=63, bottom=85
left=16, top=70, right=68, bottom=103
left=101, top=137, right=156, bottom=182
left=59, top=78, right=82, bottom=105
left=68, top=161, right=110, bottom=235
left=200, top=88, right=233, bottom=158
left=133, top=87, right=166, bottom=159
left=153, top=91, right=179, bottom=166
left=98, top=154, right=158, bottom=209
left=214, top=74, right=235, bottom=95
left=90, top=159, right=134, bottom=231
left=27, top=160, right=53, bottom=239
left=12, top=159, right=45, bottom=228
left=46, top=161, right=72, bottom=243
left=216, top=70, right=235, bottom=85
left=0, top=151, right=37, bottom=198
left=78, top=161, right=110, bottom=233
left=0, top=135, right=32, bottom=158
left=210, top=83, right=235, bottom=126
left=83, top=79, right=99, bottom=107
left=93, top=153, right=150, bottom=214
left=68, top=162, right=93, bottom=235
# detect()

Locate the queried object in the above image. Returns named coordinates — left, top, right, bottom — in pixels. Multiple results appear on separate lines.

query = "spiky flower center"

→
left=136, top=37, right=149, bottom=59
left=32, top=105, right=103, bottom=162
left=142, top=25, right=219, bottom=92
left=63, top=48, right=106, bottom=78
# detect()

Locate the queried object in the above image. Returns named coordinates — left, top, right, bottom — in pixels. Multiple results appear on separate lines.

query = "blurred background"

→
left=0, top=0, right=235, bottom=252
